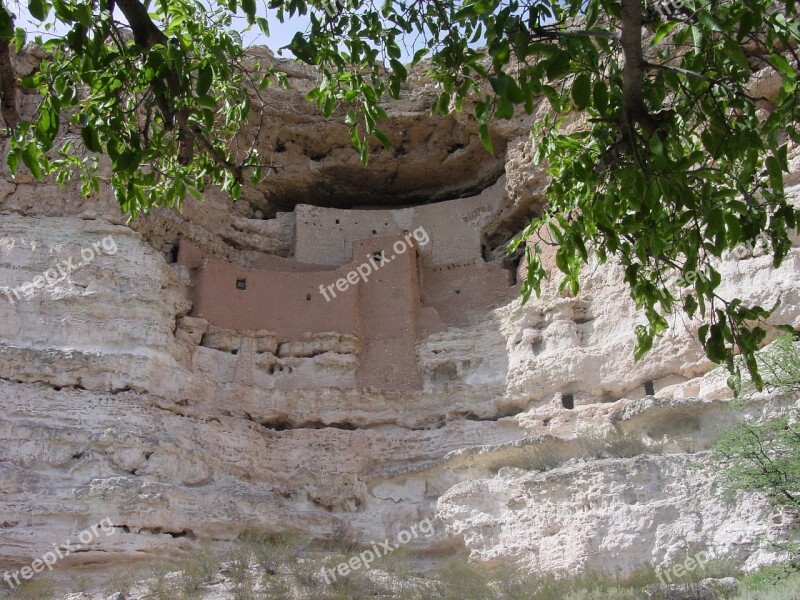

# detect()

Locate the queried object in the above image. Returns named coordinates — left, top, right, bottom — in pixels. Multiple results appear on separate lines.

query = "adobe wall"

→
left=420, top=262, right=517, bottom=328
left=178, top=239, right=336, bottom=273
left=176, top=184, right=518, bottom=389
left=353, top=235, right=422, bottom=389
left=177, top=234, right=425, bottom=390
left=176, top=238, right=213, bottom=270
left=249, top=253, right=337, bottom=272
left=189, top=258, right=361, bottom=340
left=293, top=189, right=502, bottom=267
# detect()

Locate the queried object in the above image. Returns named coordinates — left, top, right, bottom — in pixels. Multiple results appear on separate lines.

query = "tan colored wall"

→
left=420, top=262, right=517, bottom=328
left=192, top=261, right=361, bottom=339
left=250, top=253, right=337, bottom=273
left=177, top=240, right=335, bottom=273
left=176, top=239, right=211, bottom=270
left=176, top=185, right=516, bottom=389
left=293, top=190, right=502, bottom=267
left=178, top=236, right=425, bottom=390
left=352, top=235, right=422, bottom=390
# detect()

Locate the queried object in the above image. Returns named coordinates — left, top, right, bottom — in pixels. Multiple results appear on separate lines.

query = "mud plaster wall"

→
left=353, top=235, right=422, bottom=389
left=421, top=262, right=517, bottom=328
left=293, top=191, right=503, bottom=267
left=178, top=188, right=519, bottom=389
left=192, top=260, right=361, bottom=339
left=178, top=238, right=359, bottom=338
left=179, top=234, right=424, bottom=390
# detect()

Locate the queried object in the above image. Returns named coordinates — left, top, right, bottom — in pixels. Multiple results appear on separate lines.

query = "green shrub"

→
left=429, top=557, right=498, bottom=600
left=178, top=543, right=220, bottom=595
left=145, top=562, right=182, bottom=600
left=508, top=443, right=563, bottom=472
left=579, top=428, right=662, bottom=460
left=734, top=567, right=800, bottom=600
left=0, top=578, right=56, bottom=600
left=714, top=335, right=800, bottom=571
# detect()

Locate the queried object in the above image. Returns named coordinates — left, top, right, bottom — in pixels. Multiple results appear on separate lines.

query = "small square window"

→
left=561, top=393, right=574, bottom=410
left=236, top=279, right=246, bottom=290
left=372, top=251, right=384, bottom=263
left=644, top=380, right=655, bottom=396
left=306, top=294, right=312, bottom=301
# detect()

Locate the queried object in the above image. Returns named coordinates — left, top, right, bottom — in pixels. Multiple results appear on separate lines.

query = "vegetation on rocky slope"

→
left=2, top=535, right=799, bottom=600
left=715, top=334, right=800, bottom=574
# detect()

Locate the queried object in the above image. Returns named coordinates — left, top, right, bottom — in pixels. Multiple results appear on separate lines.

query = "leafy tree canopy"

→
left=715, top=335, right=800, bottom=569
left=0, top=0, right=798, bottom=388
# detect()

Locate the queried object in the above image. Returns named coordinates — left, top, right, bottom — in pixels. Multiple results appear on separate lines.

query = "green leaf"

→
left=545, top=51, right=570, bottom=81
left=0, top=9, right=13, bottom=40
left=7, top=149, right=19, bottom=174
left=14, top=27, right=26, bottom=52
left=475, top=99, right=489, bottom=123
left=593, top=79, right=608, bottom=115
left=112, top=151, right=140, bottom=172
left=697, top=11, right=722, bottom=32
left=634, top=325, right=653, bottom=360
left=196, top=65, right=213, bottom=97
left=390, top=59, right=407, bottom=81
left=479, top=123, right=494, bottom=154
left=410, top=48, right=428, bottom=66
left=766, top=155, right=785, bottom=194
left=35, top=105, right=59, bottom=149
left=652, top=20, right=679, bottom=46
left=28, top=0, right=50, bottom=21
left=770, top=55, right=794, bottom=79
left=683, top=295, right=698, bottom=318
left=373, top=128, right=390, bottom=149
left=649, top=134, right=663, bottom=155
left=691, top=24, right=703, bottom=48
left=495, top=97, right=514, bottom=119
left=196, top=95, right=217, bottom=109
left=21, top=145, right=43, bottom=180
left=241, top=0, right=256, bottom=20
left=540, top=85, right=561, bottom=112
left=81, top=124, right=102, bottom=153
left=571, top=73, right=591, bottom=110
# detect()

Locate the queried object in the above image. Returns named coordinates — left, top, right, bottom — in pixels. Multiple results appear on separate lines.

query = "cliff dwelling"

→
left=177, top=194, right=519, bottom=391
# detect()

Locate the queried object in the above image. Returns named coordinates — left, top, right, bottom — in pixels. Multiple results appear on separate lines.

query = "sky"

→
left=230, top=11, right=315, bottom=56
left=10, top=0, right=320, bottom=59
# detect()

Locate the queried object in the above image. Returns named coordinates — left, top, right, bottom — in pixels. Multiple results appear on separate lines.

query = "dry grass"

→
left=2, top=534, right=795, bottom=600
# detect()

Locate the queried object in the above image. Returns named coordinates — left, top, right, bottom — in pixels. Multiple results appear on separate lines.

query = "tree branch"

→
left=620, top=0, right=657, bottom=138
left=0, top=5, right=19, bottom=132
left=644, top=61, right=760, bottom=101
left=530, top=26, right=621, bottom=42
left=114, top=0, right=196, bottom=167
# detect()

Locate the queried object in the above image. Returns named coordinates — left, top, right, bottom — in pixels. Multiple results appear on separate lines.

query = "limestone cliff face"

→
left=0, top=51, right=799, bottom=583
